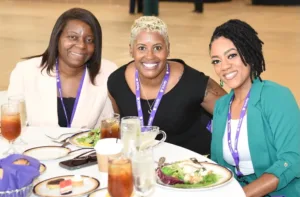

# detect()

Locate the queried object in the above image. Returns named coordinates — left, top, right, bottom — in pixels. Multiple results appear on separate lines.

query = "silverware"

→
left=52, top=137, right=70, bottom=144
left=157, top=157, right=166, bottom=168
left=190, top=157, right=207, bottom=171
left=68, top=148, right=94, bottom=155
left=61, top=140, right=70, bottom=147
left=52, top=131, right=87, bottom=144
left=45, top=132, right=78, bottom=140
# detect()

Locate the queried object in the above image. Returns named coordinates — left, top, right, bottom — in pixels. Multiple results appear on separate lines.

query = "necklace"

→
left=139, top=81, right=156, bottom=114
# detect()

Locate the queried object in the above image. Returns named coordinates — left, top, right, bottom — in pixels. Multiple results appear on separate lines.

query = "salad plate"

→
left=156, top=158, right=233, bottom=191
left=69, top=129, right=100, bottom=148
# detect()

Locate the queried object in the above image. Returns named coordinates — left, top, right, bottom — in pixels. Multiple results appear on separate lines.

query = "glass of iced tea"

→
left=100, top=113, right=120, bottom=139
left=8, top=95, right=27, bottom=144
left=108, top=155, right=133, bottom=197
left=1, top=103, right=21, bottom=155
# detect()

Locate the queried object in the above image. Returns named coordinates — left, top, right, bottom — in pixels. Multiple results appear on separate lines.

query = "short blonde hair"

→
left=130, top=16, right=169, bottom=50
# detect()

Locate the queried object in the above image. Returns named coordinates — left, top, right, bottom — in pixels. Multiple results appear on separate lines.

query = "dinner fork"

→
left=45, top=132, right=78, bottom=140
left=190, top=157, right=207, bottom=171
left=52, top=136, right=72, bottom=144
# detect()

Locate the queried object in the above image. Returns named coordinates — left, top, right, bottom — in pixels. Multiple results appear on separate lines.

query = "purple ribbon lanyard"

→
left=135, top=64, right=170, bottom=127
left=56, top=60, right=86, bottom=128
left=227, top=91, right=250, bottom=177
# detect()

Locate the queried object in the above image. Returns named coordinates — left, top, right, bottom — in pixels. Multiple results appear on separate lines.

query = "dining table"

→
left=0, top=126, right=246, bottom=197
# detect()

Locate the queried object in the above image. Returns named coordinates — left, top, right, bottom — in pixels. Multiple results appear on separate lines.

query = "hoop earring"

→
left=219, top=79, right=224, bottom=87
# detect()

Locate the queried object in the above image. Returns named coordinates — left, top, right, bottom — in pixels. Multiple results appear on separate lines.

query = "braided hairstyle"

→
left=209, top=19, right=266, bottom=82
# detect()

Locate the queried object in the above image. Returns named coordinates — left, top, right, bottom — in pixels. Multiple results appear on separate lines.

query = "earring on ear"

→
left=219, top=79, right=224, bottom=87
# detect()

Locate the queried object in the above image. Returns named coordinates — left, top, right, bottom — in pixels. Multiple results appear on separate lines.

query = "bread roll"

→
left=0, top=168, right=3, bottom=179
left=13, top=159, right=30, bottom=165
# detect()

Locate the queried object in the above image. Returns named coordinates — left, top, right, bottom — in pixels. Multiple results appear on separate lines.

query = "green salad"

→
left=159, top=161, right=220, bottom=188
left=76, top=128, right=100, bottom=147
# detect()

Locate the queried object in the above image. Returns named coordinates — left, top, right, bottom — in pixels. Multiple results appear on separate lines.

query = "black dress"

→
left=107, top=59, right=212, bottom=155
left=57, top=97, right=75, bottom=127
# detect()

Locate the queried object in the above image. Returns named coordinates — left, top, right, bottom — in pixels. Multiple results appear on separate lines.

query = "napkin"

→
left=0, top=154, right=40, bottom=191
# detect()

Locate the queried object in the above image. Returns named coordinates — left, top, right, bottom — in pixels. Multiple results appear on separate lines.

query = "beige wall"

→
left=0, top=0, right=299, bottom=104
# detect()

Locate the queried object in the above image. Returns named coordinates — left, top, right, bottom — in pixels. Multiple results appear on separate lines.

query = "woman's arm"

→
left=201, top=78, right=227, bottom=114
left=245, top=86, right=300, bottom=196
left=7, top=62, right=25, bottom=97
left=108, top=91, right=120, bottom=114
left=243, top=173, right=279, bottom=197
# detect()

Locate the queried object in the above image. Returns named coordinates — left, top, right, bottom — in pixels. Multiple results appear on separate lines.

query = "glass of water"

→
left=132, top=148, right=156, bottom=197
left=8, top=95, right=27, bottom=145
left=120, top=116, right=141, bottom=157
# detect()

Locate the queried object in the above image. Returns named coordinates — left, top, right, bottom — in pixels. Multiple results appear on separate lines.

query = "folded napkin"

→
left=0, top=154, right=40, bottom=191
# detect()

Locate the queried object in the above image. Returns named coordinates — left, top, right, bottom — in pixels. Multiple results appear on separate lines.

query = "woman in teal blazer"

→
left=209, top=19, right=300, bottom=196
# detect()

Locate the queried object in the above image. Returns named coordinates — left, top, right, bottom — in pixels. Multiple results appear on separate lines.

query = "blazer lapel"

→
left=71, top=70, right=106, bottom=129
left=214, top=91, right=233, bottom=165
left=37, top=68, right=58, bottom=126
left=247, top=79, right=269, bottom=177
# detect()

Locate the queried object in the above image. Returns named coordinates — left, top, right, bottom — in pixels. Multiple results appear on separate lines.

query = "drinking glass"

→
left=108, top=155, right=133, bottom=197
left=120, top=116, right=141, bottom=157
left=100, top=113, right=120, bottom=139
left=132, top=148, right=156, bottom=197
left=139, top=126, right=167, bottom=150
left=8, top=95, right=27, bottom=144
left=1, top=103, right=21, bottom=155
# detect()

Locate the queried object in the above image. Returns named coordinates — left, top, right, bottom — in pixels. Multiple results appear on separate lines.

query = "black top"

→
left=57, top=97, right=75, bottom=127
left=108, top=59, right=212, bottom=155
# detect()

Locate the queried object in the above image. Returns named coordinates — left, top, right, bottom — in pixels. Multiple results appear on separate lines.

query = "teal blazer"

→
left=211, top=79, right=300, bottom=196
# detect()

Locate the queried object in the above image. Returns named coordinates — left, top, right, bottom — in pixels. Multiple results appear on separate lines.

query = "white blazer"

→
left=7, top=56, right=117, bottom=129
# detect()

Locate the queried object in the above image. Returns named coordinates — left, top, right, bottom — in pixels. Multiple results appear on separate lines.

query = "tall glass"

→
left=100, top=113, right=120, bottom=139
left=8, top=95, right=27, bottom=144
left=1, top=103, right=21, bottom=155
left=108, top=155, right=133, bottom=197
left=132, top=148, right=156, bottom=197
left=120, top=116, right=141, bottom=157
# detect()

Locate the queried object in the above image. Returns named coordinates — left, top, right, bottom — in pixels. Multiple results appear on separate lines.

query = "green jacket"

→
left=211, top=79, right=300, bottom=196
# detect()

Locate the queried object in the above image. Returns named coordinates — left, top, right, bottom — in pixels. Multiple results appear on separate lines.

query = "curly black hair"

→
left=209, top=19, right=266, bottom=82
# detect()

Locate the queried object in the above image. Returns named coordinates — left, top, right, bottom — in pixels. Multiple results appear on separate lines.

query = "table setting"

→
left=0, top=99, right=246, bottom=197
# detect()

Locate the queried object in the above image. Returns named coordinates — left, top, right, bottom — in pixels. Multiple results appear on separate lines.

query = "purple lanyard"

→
left=135, top=64, right=170, bottom=126
left=227, top=91, right=250, bottom=177
left=56, top=60, right=86, bottom=128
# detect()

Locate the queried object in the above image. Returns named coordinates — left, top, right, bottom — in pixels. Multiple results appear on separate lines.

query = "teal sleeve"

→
left=210, top=99, right=220, bottom=163
left=263, top=87, right=300, bottom=190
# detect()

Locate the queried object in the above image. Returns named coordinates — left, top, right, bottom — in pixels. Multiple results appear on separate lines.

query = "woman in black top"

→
left=108, top=16, right=226, bottom=155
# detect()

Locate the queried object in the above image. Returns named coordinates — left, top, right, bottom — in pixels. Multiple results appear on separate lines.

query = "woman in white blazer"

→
left=7, top=8, right=117, bottom=129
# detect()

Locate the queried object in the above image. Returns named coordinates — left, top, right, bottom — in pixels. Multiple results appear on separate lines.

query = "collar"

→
left=217, top=78, right=264, bottom=115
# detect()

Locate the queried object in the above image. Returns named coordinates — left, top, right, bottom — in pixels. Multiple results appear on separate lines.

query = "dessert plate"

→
left=33, top=175, right=100, bottom=197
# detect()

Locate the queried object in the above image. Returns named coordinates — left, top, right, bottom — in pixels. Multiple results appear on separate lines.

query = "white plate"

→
left=156, top=161, right=233, bottom=191
left=23, top=146, right=71, bottom=161
left=69, top=132, right=94, bottom=148
left=39, top=163, right=46, bottom=174
left=33, top=175, right=100, bottom=197
left=88, top=189, right=108, bottom=197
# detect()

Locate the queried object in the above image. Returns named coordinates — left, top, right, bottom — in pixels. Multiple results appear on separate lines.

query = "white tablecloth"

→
left=0, top=127, right=246, bottom=197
